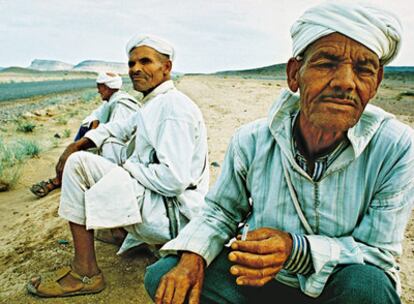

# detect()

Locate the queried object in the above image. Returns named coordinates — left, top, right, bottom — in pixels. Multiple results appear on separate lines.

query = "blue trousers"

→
left=73, top=125, right=90, bottom=141
left=144, top=248, right=400, bottom=304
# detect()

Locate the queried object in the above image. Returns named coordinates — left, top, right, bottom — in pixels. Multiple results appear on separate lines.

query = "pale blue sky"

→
left=0, top=0, right=412, bottom=73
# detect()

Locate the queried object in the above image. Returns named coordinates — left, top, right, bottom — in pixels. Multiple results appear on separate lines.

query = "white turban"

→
left=125, top=34, right=175, bottom=61
left=96, top=72, right=122, bottom=89
left=291, top=1, right=402, bottom=65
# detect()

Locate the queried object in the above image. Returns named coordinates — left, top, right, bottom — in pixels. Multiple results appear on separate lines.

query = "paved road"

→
left=0, top=78, right=97, bottom=102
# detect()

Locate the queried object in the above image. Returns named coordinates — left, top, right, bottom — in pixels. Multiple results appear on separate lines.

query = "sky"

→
left=0, top=0, right=413, bottom=73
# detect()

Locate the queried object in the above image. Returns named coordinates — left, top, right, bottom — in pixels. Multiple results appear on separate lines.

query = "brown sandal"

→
left=27, top=266, right=105, bottom=298
left=30, top=178, right=60, bottom=198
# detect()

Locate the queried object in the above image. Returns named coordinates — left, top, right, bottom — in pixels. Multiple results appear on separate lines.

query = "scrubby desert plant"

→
left=0, top=140, right=24, bottom=191
left=16, top=120, right=36, bottom=133
left=55, top=117, right=68, bottom=125
left=16, top=139, right=41, bottom=158
left=63, top=129, right=71, bottom=138
left=0, top=138, right=42, bottom=191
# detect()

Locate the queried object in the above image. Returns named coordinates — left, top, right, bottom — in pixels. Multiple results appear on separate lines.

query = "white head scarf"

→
left=96, top=72, right=123, bottom=89
left=125, top=34, right=175, bottom=61
left=291, top=1, right=402, bottom=65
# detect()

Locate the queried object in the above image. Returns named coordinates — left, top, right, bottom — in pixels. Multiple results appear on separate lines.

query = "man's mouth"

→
left=321, top=96, right=356, bottom=107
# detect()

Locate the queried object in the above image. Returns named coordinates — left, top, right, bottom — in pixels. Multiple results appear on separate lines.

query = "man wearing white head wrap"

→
left=28, top=34, right=209, bottom=298
left=125, top=34, right=175, bottom=61
left=30, top=72, right=140, bottom=198
left=291, top=1, right=402, bottom=65
left=145, top=3, right=413, bottom=304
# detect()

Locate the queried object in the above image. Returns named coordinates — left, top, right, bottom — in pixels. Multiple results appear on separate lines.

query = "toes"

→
left=30, top=276, right=41, bottom=288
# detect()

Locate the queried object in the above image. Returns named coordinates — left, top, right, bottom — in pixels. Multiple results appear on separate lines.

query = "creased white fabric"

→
left=82, top=91, right=140, bottom=128
left=125, top=34, right=175, bottom=61
left=291, top=1, right=402, bottom=65
left=85, top=165, right=143, bottom=230
left=96, top=72, right=123, bottom=89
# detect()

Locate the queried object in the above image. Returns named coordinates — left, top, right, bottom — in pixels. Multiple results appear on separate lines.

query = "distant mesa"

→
left=26, top=59, right=128, bottom=74
left=29, top=59, right=74, bottom=71
left=73, top=60, right=128, bottom=74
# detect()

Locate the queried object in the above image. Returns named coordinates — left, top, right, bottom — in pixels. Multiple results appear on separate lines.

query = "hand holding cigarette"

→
left=228, top=227, right=293, bottom=287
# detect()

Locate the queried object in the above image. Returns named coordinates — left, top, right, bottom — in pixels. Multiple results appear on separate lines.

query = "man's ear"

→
left=376, top=66, right=384, bottom=90
left=163, top=60, right=172, bottom=76
left=286, top=57, right=301, bottom=92
left=369, top=66, right=384, bottom=100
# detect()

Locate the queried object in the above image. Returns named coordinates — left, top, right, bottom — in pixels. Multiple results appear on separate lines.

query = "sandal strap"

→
left=53, top=266, right=72, bottom=281
left=69, top=270, right=94, bottom=284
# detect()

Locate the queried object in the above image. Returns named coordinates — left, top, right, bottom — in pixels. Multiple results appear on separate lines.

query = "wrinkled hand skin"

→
left=55, top=137, right=95, bottom=181
left=229, top=227, right=293, bottom=287
left=155, top=252, right=206, bottom=304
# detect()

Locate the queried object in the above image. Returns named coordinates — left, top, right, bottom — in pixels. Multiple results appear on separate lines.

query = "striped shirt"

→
left=285, top=114, right=350, bottom=275
left=161, top=89, right=414, bottom=298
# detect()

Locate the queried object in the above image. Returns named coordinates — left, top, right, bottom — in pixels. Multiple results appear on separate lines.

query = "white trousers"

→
left=58, top=151, right=173, bottom=247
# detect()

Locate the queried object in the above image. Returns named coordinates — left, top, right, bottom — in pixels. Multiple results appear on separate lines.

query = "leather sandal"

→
left=27, top=265, right=105, bottom=298
left=30, top=178, right=60, bottom=198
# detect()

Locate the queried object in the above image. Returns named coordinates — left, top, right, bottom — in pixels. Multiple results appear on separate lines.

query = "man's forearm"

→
left=73, top=137, right=97, bottom=150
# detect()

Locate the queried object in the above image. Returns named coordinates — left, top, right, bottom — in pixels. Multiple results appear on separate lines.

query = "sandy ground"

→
left=0, top=75, right=413, bottom=303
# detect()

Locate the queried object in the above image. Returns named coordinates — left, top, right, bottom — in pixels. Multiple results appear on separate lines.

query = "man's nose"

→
left=329, top=63, right=356, bottom=92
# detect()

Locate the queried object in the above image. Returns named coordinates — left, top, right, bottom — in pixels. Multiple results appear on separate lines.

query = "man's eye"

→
left=315, top=62, right=336, bottom=69
left=356, top=66, right=375, bottom=75
left=140, top=58, right=151, bottom=64
left=128, top=61, right=134, bottom=68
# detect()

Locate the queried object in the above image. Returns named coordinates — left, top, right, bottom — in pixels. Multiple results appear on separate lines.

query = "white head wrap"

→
left=125, top=34, right=175, bottom=61
left=96, top=72, right=122, bottom=89
left=291, top=1, right=402, bottom=65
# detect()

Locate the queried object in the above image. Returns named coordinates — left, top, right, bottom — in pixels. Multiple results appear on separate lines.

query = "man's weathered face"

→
left=287, top=33, right=383, bottom=132
left=128, top=46, right=171, bottom=94
left=97, top=83, right=112, bottom=101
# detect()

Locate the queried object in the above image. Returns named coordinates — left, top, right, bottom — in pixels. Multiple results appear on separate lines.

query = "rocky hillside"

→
left=73, top=60, right=127, bottom=74
left=29, top=59, right=74, bottom=71
left=23, top=59, right=127, bottom=75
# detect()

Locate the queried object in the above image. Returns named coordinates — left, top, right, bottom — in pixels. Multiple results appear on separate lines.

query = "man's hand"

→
left=55, top=138, right=96, bottom=181
left=91, top=120, right=100, bottom=129
left=155, top=252, right=205, bottom=304
left=228, top=227, right=292, bottom=287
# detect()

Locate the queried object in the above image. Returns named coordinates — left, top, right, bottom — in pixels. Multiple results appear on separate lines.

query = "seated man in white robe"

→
left=27, top=34, right=209, bottom=298
left=30, top=72, right=140, bottom=198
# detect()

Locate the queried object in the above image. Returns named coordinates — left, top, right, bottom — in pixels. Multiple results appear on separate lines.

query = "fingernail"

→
left=236, top=278, right=244, bottom=285
left=230, top=267, right=238, bottom=275
left=231, top=242, right=238, bottom=250
left=228, top=252, right=236, bottom=261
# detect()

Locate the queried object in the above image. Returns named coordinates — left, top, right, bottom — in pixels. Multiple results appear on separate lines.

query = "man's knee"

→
left=65, top=151, right=89, bottom=169
left=323, top=264, right=400, bottom=304
left=144, top=255, right=180, bottom=300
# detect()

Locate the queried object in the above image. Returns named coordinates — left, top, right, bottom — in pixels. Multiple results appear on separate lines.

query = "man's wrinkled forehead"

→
left=301, top=33, right=380, bottom=66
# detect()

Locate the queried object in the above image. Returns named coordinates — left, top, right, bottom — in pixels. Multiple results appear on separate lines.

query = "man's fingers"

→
left=171, top=281, right=191, bottom=304
left=235, top=275, right=274, bottom=287
left=231, top=239, right=285, bottom=254
left=162, top=279, right=176, bottom=304
left=188, top=282, right=203, bottom=304
left=154, top=278, right=167, bottom=304
left=230, top=264, right=282, bottom=278
left=228, top=251, right=285, bottom=268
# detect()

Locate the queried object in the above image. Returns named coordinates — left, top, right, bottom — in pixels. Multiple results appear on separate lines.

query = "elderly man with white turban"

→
left=27, top=34, right=209, bottom=298
left=29, top=72, right=140, bottom=198
left=145, top=2, right=413, bottom=304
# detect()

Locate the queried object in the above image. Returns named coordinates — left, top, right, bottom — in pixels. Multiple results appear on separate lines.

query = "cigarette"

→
left=241, top=223, right=249, bottom=241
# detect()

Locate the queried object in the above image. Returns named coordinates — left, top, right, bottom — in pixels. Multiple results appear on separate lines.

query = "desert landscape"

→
left=0, top=72, right=413, bottom=303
